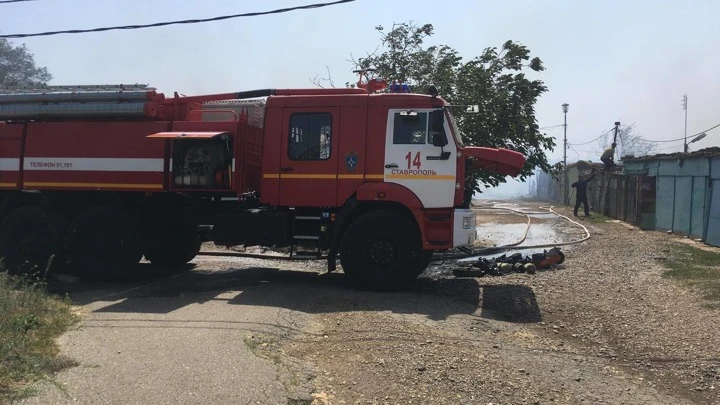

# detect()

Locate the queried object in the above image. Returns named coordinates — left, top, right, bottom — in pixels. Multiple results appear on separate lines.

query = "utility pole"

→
left=683, top=94, right=688, bottom=153
left=613, top=121, right=620, bottom=144
left=562, top=103, right=569, bottom=205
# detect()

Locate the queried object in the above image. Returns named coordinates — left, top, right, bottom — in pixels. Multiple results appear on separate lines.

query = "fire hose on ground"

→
left=444, top=203, right=594, bottom=276
left=197, top=204, right=592, bottom=264
left=448, top=203, right=592, bottom=260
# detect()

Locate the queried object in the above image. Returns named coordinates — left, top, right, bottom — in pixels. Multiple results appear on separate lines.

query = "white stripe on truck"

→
left=22, top=158, right=165, bottom=172
left=0, top=158, right=20, bottom=171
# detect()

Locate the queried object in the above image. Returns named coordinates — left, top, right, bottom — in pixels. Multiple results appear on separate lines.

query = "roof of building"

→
left=567, top=160, right=623, bottom=173
left=621, top=146, right=720, bottom=163
left=569, top=160, right=605, bottom=168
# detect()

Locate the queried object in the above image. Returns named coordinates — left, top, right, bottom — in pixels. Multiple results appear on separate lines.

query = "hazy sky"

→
left=2, top=0, right=719, bottom=197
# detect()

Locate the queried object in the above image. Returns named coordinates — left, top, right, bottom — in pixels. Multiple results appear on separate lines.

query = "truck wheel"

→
left=413, top=251, right=434, bottom=277
left=0, top=206, right=60, bottom=277
left=144, top=226, right=201, bottom=268
left=339, top=210, right=424, bottom=291
left=66, top=207, right=143, bottom=279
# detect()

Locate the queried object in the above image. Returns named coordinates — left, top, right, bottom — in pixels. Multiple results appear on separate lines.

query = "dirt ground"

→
left=273, top=201, right=720, bottom=405
left=23, top=200, right=720, bottom=404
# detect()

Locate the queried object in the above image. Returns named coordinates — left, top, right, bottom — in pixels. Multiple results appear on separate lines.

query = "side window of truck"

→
left=393, top=112, right=428, bottom=144
left=288, top=113, right=332, bottom=160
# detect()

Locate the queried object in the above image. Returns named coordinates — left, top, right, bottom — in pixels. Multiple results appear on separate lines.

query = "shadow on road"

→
left=46, top=265, right=542, bottom=323
left=480, top=284, right=542, bottom=323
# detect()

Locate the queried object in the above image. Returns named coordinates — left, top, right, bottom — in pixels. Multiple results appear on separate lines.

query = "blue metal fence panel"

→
left=691, top=177, right=708, bottom=238
left=673, top=177, right=692, bottom=234
left=656, top=176, right=675, bottom=230
left=658, top=159, right=709, bottom=177
left=712, top=157, right=720, bottom=180
left=705, top=180, right=720, bottom=247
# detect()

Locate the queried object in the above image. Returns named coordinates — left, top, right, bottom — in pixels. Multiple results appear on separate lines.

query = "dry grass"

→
left=0, top=272, right=79, bottom=402
left=662, top=242, right=720, bottom=309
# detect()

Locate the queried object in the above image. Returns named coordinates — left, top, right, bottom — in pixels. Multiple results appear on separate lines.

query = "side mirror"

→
left=430, top=109, right=444, bottom=132
left=431, top=131, right=448, bottom=147
left=430, top=110, right=448, bottom=147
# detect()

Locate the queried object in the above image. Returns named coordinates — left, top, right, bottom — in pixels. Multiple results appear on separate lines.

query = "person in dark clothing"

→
left=571, top=169, right=597, bottom=217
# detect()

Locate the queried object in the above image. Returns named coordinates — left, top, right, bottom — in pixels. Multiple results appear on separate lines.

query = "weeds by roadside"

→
left=0, top=272, right=79, bottom=403
left=662, top=243, right=720, bottom=309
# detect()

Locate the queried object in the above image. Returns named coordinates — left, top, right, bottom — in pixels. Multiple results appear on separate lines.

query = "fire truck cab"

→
left=0, top=82, right=526, bottom=290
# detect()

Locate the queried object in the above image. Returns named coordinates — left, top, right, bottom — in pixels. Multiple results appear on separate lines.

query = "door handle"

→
left=385, top=164, right=398, bottom=169
left=280, top=167, right=294, bottom=172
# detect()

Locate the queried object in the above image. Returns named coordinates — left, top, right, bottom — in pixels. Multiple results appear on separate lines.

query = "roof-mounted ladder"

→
left=0, top=83, right=155, bottom=94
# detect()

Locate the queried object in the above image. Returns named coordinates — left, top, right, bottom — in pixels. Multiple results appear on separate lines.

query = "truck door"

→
left=383, top=109, right=457, bottom=208
left=278, top=107, right=340, bottom=207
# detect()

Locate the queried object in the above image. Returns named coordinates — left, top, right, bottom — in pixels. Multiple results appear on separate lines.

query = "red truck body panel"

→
left=22, top=121, right=168, bottom=191
left=0, top=88, right=526, bottom=216
left=259, top=94, right=374, bottom=207
left=0, top=123, right=22, bottom=190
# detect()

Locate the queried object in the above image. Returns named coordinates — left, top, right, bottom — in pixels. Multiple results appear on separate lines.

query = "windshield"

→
left=445, top=108, right=464, bottom=147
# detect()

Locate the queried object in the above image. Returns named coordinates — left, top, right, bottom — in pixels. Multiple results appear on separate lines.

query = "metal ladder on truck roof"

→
left=0, top=84, right=154, bottom=94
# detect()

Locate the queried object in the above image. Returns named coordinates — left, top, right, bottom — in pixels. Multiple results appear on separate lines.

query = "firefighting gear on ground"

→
left=447, top=203, right=590, bottom=278
left=453, top=247, right=566, bottom=278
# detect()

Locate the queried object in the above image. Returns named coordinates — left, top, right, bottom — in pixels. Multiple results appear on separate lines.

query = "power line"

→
left=569, top=127, right=615, bottom=146
left=539, top=124, right=564, bottom=130
left=567, top=146, right=581, bottom=161
left=0, top=0, right=357, bottom=38
left=0, top=0, right=36, bottom=4
left=655, top=143, right=685, bottom=152
left=569, top=147, right=597, bottom=153
left=644, top=122, right=720, bottom=143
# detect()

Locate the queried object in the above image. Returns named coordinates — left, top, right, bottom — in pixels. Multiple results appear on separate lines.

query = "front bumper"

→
left=452, top=208, right=476, bottom=247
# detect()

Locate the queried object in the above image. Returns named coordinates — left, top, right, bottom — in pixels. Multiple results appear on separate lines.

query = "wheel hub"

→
left=366, top=237, right=398, bottom=267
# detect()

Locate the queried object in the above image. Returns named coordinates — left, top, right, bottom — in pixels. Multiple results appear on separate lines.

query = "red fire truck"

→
left=0, top=79, right=525, bottom=289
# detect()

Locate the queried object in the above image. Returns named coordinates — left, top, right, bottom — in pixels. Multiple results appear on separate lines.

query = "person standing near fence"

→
left=571, top=168, right=597, bottom=217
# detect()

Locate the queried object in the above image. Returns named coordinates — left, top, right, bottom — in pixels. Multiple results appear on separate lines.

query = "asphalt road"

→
left=21, top=259, right=327, bottom=405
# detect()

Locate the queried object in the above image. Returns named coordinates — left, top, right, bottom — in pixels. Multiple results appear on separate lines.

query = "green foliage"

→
left=0, top=272, right=78, bottom=401
left=0, top=39, right=52, bottom=87
left=352, top=23, right=562, bottom=200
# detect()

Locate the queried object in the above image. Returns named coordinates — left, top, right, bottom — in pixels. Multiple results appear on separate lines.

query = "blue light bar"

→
left=389, top=83, right=411, bottom=93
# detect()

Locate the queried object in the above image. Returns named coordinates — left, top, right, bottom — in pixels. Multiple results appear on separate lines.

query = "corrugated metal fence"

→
left=537, top=170, right=654, bottom=227
left=533, top=156, right=720, bottom=246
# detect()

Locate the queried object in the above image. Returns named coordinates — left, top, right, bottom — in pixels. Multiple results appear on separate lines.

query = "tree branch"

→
left=308, top=65, right=336, bottom=88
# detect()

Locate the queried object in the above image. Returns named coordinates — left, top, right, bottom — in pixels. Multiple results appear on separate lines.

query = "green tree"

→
left=0, top=38, right=52, bottom=87
left=351, top=23, right=562, bottom=202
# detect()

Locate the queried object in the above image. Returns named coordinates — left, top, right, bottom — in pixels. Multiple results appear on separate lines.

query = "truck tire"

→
left=65, top=207, right=143, bottom=279
left=144, top=226, right=201, bottom=268
left=339, top=210, right=424, bottom=291
left=0, top=206, right=60, bottom=276
left=415, top=251, right=434, bottom=277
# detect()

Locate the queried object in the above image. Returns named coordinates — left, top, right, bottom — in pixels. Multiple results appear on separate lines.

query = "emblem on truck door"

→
left=345, top=151, right=358, bottom=172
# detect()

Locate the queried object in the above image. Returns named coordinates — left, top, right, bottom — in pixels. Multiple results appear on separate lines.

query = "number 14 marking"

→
left=405, top=151, right=421, bottom=169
